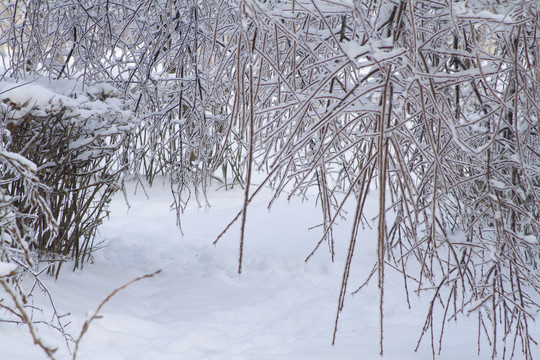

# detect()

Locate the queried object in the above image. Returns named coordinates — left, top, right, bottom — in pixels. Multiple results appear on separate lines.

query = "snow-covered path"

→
left=2, top=179, right=535, bottom=359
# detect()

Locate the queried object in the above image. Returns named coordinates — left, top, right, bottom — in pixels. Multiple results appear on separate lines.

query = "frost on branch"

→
left=1, top=0, right=539, bottom=358
left=210, top=0, right=540, bottom=358
left=0, top=147, right=60, bottom=359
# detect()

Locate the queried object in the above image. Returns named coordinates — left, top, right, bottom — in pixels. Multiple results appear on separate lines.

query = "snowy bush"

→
left=1, top=80, right=135, bottom=275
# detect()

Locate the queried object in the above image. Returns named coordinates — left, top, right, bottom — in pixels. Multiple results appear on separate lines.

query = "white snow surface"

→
left=0, top=81, right=61, bottom=108
left=0, top=262, right=17, bottom=277
left=1, top=178, right=538, bottom=359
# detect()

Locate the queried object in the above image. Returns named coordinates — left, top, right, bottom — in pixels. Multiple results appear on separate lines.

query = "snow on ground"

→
left=1, top=178, right=537, bottom=359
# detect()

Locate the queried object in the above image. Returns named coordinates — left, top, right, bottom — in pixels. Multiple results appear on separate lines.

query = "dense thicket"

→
left=1, top=0, right=539, bottom=358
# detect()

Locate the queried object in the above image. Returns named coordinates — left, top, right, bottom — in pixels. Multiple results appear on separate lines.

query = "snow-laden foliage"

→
left=1, top=80, right=135, bottom=275
left=1, top=0, right=540, bottom=358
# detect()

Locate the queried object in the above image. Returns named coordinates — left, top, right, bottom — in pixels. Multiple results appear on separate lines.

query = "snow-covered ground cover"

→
left=1, top=179, right=537, bottom=359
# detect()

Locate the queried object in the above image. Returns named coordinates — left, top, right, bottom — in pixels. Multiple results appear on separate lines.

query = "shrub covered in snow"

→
left=1, top=80, right=136, bottom=275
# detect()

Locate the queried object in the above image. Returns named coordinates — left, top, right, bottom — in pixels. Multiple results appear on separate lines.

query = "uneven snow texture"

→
left=1, top=180, right=537, bottom=359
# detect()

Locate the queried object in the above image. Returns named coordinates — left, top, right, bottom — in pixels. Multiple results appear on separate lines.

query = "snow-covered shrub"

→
left=1, top=80, right=135, bottom=275
left=0, top=149, right=57, bottom=266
